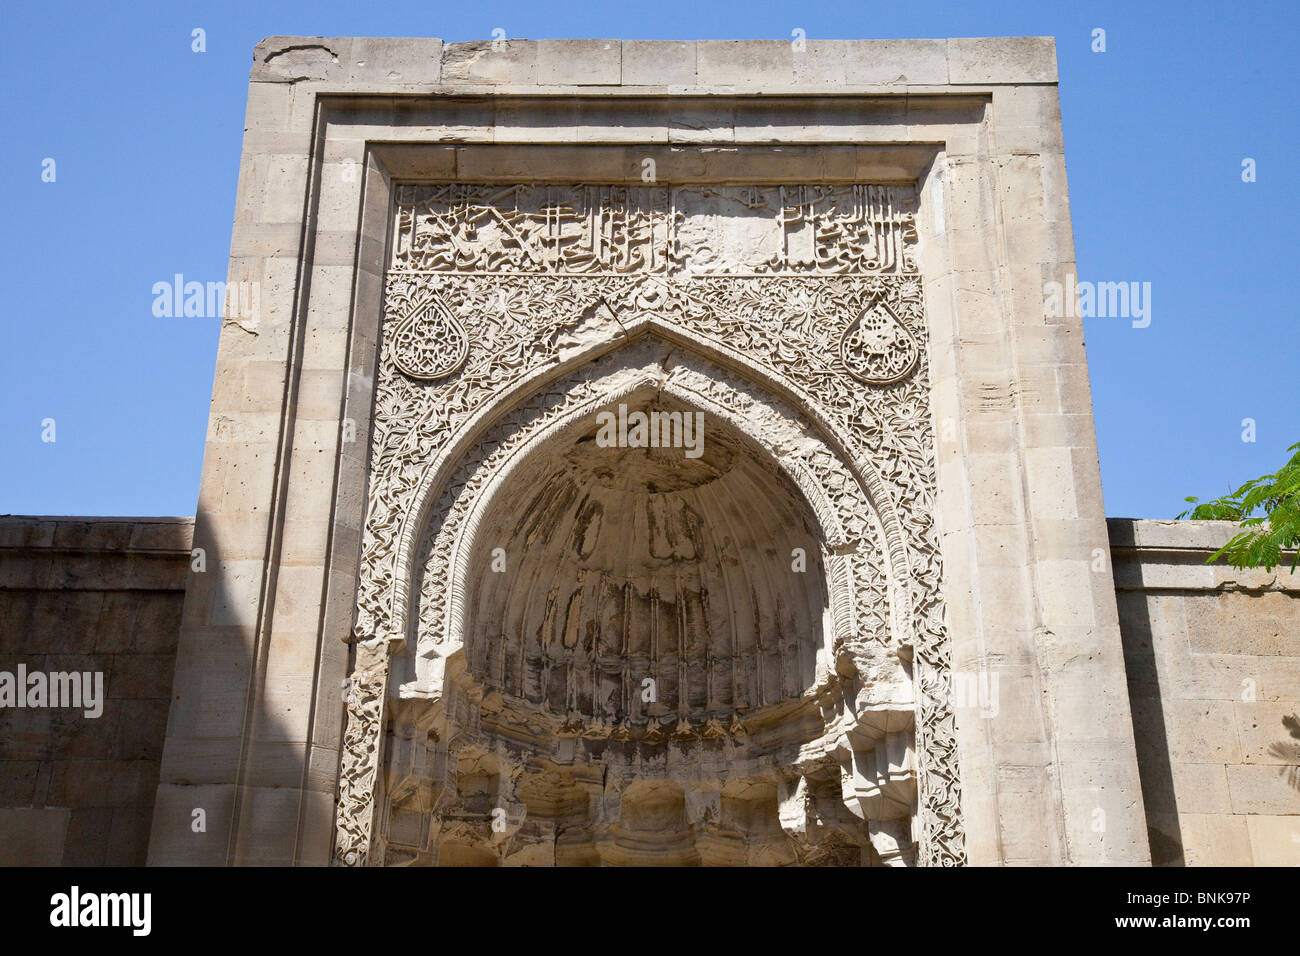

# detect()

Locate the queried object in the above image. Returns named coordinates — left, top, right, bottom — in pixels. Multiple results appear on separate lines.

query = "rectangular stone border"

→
left=150, top=38, right=1148, bottom=866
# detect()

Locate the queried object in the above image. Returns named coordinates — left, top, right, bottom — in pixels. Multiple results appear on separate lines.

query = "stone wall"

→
left=1111, top=518, right=1300, bottom=866
left=165, top=32, right=1158, bottom=867
left=0, top=512, right=1294, bottom=866
left=0, top=516, right=192, bottom=865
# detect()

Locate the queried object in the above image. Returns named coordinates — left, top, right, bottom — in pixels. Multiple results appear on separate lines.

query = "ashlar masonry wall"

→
left=1111, top=518, right=1300, bottom=866
left=0, top=517, right=191, bottom=865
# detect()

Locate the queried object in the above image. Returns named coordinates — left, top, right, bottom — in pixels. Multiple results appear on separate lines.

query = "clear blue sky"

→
left=1, top=0, right=1295, bottom=518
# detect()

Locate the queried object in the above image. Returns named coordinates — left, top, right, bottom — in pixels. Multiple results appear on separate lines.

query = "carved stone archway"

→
left=335, top=182, right=964, bottom=866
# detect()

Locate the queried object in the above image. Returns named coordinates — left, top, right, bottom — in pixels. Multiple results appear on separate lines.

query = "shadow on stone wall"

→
left=1268, top=714, right=1300, bottom=793
left=0, top=517, right=192, bottom=865
left=1119, top=590, right=1185, bottom=867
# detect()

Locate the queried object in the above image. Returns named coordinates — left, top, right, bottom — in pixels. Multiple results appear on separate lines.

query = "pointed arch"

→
left=386, top=313, right=915, bottom=664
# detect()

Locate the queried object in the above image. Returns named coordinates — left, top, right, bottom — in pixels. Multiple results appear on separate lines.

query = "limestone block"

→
left=1169, top=652, right=1300, bottom=704
left=696, top=40, right=794, bottom=89
left=347, top=37, right=442, bottom=85
left=952, top=283, right=1004, bottom=337
left=0, top=761, right=39, bottom=804
left=208, top=559, right=264, bottom=628
left=852, top=145, right=935, bottom=182
left=537, top=39, right=621, bottom=85
left=109, top=654, right=176, bottom=699
left=163, top=634, right=254, bottom=740
left=969, top=522, right=1030, bottom=569
left=1178, top=812, right=1252, bottom=866
left=235, top=738, right=313, bottom=790
left=127, top=519, right=195, bottom=553
left=842, top=39, right=947, bottom=86
left=261, top=622, right=323, bottom=686
left=441, top=40, right=537, bottom=86
left=147, top=783, right=234, bottom=865
left=1063, top=782, right=1150, bottom=863
left=23, top=592, right=104, bottom=651
left=297, top=788, right=337, bottom=865
left=279, top=519, right=333, bottom=569
left=995, top=123, right=1062, bottom=156
left=1024, top=446, right=1080, bottom=520
left=229, top=222, right=303, bottom=260
left=105, top=807, right=155, bottom=864
left=1049, top=672, right=1136, bottom=742
left=238, top=785, right=317, bottom=864
left=0, top=518, right=57, bottom=548
left=947, top=37, right=1057, bottom=84
left=1023, top=411, right=1094, bottom=449
left=983, top=674, right=1049, bottom=743
left=62, top=807, right=114, bottom=865
left=50, top=521, right=132, bottom=551
left=621, top=40, right=695, bottom=87
left=1245, top=815, right=1300, bottom=865
left=993, top=85, right=1062, bottom=135
left=997, top=785, right=1059, bottom=863
left=966, top=453, right=1026, bottom=526
left=156, top=734, right=244, bottom=786
left=1185, top=592, right=1296, bottom=657
left=243, top=81, right=294, bottom=134
left=947, top=226, right=998, bottom=274
left=1226, top=764, right=1300, bottom=815
left=492, top=104, right=579, bottom=144
left=1234, top=701, right=1300, bottom=765
left=314, top=165, right=364, bottom=236
left=252, top=37, right=350, bottom=84
left=115, top=699, right=171, bottom=761
left=791, top=41, right=847, bottom=87
left=667, top=105, right=736, bottom=143
left=1165, top=763, right=1234, bottom=815
left=997, top=155, right=1047, bottom=226
left=975, top=564, right=1034, bottom=629
left=731, top=103, right=906, bottom=144
left=45, top=759, right=158, bottom=809
left=0, top=809, right=70, bottom=865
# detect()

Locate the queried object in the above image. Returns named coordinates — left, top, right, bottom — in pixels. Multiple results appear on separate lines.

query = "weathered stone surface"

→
left=0, top=517, right=191, bottom=865
left=1113, top=517, right=1300, bottom=865
left=17, top=36, right=1293, bottom=870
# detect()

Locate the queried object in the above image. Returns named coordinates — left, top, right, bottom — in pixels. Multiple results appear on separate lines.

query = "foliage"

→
left=1178, top=442, right=1300, bottom=572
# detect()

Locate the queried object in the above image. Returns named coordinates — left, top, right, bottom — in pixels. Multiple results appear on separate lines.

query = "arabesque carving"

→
left=335, top=182, right=963, bottom=867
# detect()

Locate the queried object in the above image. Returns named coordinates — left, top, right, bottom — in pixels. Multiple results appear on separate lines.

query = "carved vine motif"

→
left=336, top=183, right=963, bottom=867
left=334, top=638, right=389, bottom=866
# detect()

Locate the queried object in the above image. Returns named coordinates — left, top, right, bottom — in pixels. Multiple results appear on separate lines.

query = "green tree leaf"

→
left=1178, top=442, right=1300, bottom=572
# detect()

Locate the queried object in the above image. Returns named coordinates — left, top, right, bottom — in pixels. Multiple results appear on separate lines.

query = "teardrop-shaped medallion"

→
left=390, top=290, right=469, bottom=381
left=839, top=297, right=920, bottom=385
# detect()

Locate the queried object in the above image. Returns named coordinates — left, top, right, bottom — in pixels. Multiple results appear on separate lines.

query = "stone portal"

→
left=142, top=38, right=1156, bottom=868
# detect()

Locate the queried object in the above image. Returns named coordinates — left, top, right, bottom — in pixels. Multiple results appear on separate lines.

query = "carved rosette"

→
left=337, top=182, right=965, bottom=866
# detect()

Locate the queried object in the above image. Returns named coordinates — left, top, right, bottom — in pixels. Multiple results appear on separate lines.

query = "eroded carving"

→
left=335, top=182, right=963, bottom=867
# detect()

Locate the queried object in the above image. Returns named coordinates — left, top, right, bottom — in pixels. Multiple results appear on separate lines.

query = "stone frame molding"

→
left=340, top=312, right=949, bottom=864
left=147, top=38, right=1151, bottom=868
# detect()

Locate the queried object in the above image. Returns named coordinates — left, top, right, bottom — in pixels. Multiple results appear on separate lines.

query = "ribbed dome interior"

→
left=465, top=395, right=829, bottom=729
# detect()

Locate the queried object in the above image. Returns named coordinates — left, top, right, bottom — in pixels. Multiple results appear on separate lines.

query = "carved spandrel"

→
left=337, top=179, right=963, bottom=868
